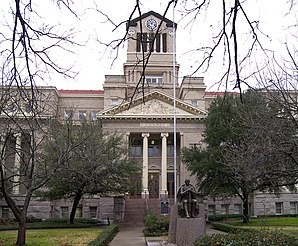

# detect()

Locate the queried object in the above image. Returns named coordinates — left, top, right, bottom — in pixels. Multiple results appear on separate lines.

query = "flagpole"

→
left=172, top=1, right=177, bottom=205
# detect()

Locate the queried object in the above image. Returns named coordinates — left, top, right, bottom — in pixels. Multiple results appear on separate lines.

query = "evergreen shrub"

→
left=195, top=230, right=298, bottom=245
left=88, top=224, right=119, bottom=246
left=143, top=212, right=169, bottom=236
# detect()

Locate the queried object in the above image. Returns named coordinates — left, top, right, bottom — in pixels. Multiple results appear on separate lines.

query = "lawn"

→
left=224, top=217, right=298, bottom=238
left=0, top=227, right=102, bottom=246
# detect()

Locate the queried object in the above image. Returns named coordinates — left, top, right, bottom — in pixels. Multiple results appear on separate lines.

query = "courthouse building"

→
left=1, top=11, right=298, bottom=221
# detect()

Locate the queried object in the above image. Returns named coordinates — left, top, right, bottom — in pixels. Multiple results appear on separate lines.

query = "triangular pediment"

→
left=98, top=91, right=207, bottom=119
left=127, top=11, right=177, bottom=29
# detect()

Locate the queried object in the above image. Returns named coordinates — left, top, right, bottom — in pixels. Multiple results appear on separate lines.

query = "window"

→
left=130, top=146, right=142, bottom=156
left=61, top=206, right=69, bottom=218
left=90, top=207, right=97, bottom=219
left=91, top=111, right=97, bottom=121
left=148, top=140, right=159, bottom=157
left=75, top=207, right=82, bottom=218
left=111, top=99, right=119, bottom=106
left=275, top=202, right=283, bottom=214
left=208, top=205, right=216, bottom=216
left=65, top=110, right=72, bottom=120
left=167, top=145, right=174, bottom=156
left=191, top=100, right=198, bottom=107
left=1, top=206, right=9, bottom=218
left=221, top=204, right=229, bottom=215
left=290, top=202, right=298, bottom=214
left=234, top=204, right=242, bottom=214
left=145, top=76, right=163, bottom=87
left=136, top=32, right=166, bottom=53
left=78, top=111, right=87, bottom=120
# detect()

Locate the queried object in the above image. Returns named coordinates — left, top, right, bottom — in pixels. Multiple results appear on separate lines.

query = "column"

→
left=179, top=132, right=185, bottom=185
left=142, top=133, right=150, bottom=199
left=160, top=133, right=169, bottom=199
left=13, top=133, right=22, bottom=194
left=0, top=134, right=5, bottom=172
left=126, top=132, right=130, bottom=150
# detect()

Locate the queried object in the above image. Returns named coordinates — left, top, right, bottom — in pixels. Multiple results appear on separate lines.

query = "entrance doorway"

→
left=167, top=172, right=174, bottom=198
left=148, top=173, right=159, bottom=198
left=129, top=175, right=141, bottom=198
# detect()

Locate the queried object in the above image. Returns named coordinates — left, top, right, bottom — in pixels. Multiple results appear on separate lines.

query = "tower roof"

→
left=127, top=11, right=177, bottom=29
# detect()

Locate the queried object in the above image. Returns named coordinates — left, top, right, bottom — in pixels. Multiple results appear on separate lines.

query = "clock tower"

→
left=124, top=11, right=179, bottom=96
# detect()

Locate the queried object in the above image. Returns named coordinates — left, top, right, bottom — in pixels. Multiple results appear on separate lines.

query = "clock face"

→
left=146, top=19, right=157, bottom=30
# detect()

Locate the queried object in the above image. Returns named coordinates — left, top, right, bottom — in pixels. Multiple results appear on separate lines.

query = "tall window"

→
left=130, top=146, right=142, bottom=156
left=275, top=202, right=283, bottom=214
left=1, top=206, right=9, bottom=218
left=290, top=202, right=298, bottom=214
left=221, top=204, right=229, bottom=215
left=208, top=205, right=216, bottom=216
left=75, top=207, right=83, bottom=218
left=89, top=207, right=97, bottom=219
left=167, top=145, right=174, bottom=156
left=90, top=111, right=97, bottom=121
left=136, top=32, right=167, bottom=53
left=78, top=111, right=87, bottom=120
left=65, top=110, right=73, bottom=120
left=61, top=207, right=69, bottom=218
left=234, top=204, right=242, bottom=214
left=148, top=140, right=159, bottom=157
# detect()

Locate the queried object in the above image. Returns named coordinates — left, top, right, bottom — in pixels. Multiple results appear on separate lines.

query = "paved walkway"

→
left=109, top=224, right=226, bottom=246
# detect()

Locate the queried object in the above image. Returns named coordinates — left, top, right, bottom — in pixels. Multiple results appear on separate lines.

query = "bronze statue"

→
left=177, top=179, right=199, bottom=218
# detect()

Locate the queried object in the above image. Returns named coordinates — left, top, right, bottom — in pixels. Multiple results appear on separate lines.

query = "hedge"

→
left=88, top=224, right=119, bottom=246
left=211, top=221, right=256, bottom=234
left=195, top=230, right=298, bottom=245
left=143, top=212, right=169, bottom=237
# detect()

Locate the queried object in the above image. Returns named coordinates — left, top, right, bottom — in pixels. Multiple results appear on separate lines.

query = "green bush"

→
left=211, top=222, right=255, bottom=234
left=0, top=218, right=101, bottom=231
left=208, top=214, right=243, bottom=222
left=88, top=224, right=119, bottom=246
left=195, top=230, right=298, bottom=245
left=143, top=212, right=169, bottom=237
left=43, top=218, right=100, bottom=224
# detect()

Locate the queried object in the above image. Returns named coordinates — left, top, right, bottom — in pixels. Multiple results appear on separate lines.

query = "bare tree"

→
left=94, top=0, right=298, bottom=98
left=0, top=1, right=79, bottom=245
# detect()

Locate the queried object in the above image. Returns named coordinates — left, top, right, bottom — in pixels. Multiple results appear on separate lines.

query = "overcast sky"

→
left=3, top=0, right=297, bottom=91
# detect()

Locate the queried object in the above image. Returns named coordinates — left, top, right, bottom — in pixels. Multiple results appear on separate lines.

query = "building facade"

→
left=1, top=11, right=297, bottom=221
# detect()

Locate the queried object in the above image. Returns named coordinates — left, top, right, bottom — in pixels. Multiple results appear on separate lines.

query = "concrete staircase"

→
left=120, top=199, right=146, bottom=227
left=120, top=198, right=173, bottom=227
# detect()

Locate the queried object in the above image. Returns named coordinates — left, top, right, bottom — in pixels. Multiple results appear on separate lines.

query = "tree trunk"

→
left=69, top=192, right=82, bottom=224
left=242, top=194, right=250, bottom=223
left=16, top=215, right=26, bottom=246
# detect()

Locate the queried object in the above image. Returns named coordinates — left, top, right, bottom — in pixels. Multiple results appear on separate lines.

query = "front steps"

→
left=120, top=198, right=172, bottom=227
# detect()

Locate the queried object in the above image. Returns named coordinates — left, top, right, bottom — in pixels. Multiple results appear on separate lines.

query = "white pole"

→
left=172, top=3, right=177, bottom=205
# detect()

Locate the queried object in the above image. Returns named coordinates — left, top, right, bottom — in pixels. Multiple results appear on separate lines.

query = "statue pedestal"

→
left=176, top=217, right=206, bottom=246
left=169, top=204, right=206, bottom=245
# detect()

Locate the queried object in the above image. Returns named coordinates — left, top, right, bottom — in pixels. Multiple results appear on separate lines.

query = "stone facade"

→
left=1, top=11, right=298, bottom=222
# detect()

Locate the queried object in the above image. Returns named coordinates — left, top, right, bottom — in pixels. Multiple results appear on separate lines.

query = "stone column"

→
left=13, top=133, right=22, bottom=194
left=126, top=132, right=130, bottom=150
left=179, top=132, right=185, bottom=185
left=142, top=133, right=150, bottom=199
left=160, top=133, right=169, bottom=199
left=0, top=134, right=5, bottom=171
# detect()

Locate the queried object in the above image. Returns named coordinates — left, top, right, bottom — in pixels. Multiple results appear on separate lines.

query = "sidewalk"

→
left=109, top=224, right=227, bottom=246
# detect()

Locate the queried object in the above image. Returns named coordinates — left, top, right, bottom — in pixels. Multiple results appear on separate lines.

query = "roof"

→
left=205, top=91, right=239, bottom=97
left=127, top=11, right=177, bottom=29
left=58, top=90, right=104, bottom=95
left=98, top=90, right=207, bottom=120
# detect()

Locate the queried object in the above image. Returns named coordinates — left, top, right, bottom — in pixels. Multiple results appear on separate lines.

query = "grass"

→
left=222, top=217, right=298, bottom=238
left=0, top=227, right=102, bottom=246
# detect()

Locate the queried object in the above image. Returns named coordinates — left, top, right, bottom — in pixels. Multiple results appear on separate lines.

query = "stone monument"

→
left=169, top=179, right=206, bottom=245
